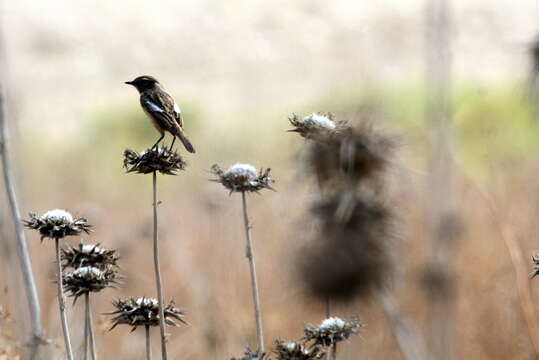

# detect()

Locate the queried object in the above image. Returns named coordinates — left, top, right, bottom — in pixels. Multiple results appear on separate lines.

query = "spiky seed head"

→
left=63, top=266, right=119, bottom=303
left=23, top=209, right=91, bottom=241
left=106, top=297, right=188, bottom=332
left=273, top=340, right=322, bottom=360
left=303, top=317, right=362, bottom=347
left=123, top=147, right=186, bottom=175
left=210, top=163, right=275, bottom=193
left=230, top=348, right=268, bottom=360
left=61, top=242, right=119, bottom=270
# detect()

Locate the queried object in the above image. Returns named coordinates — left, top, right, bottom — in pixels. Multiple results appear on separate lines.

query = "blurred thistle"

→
left=303, top=122, right=396, bottom=189
left=24, top=209, right=91, bottom=241
left=288, top=113, right=345, bottom=138
left=303, top=317, right=362, bottom=348
left=273, top=340, right=322, bottom=360
left=62, top=242, right=119, bottom=270
left=123, top=147, right=186, bottom=175
left=299, top=193, right=393, bottom=302
left=230, top=348, right=268, bottom=360
left=63, top=266, right=119, bottom=303
left=106, top=297, right=188, bottom=331
left=211, top=163, right=274, bottom=193
left=531, top=254, right=539, bottom=278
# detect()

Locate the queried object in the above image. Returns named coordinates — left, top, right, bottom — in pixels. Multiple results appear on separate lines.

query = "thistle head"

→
left=61, top=242, right=119, bottom=270
left=211, top=163, right=274, bottom=193
left=303, top=317, right=362, bottom=347
left=123, top=147, right=186, bottom=175
left=288, top=113, right=344, bottom=138
left=24, top=209, right=91, bottom=241
left=63, top=266, right=119, bottom=303
left=273, top=340, right=322, bottom=360
left=106, top=297, right=188, bottom=331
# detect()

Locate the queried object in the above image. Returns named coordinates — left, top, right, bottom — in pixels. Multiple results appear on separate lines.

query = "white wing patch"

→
left=173, top=102, right=181, bottom=114
left=144, top=99, right=164, bottom=113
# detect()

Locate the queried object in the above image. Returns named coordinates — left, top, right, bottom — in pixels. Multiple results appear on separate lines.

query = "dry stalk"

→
left=55, top=238, right=74, bottom=360
left=241, top=191, right=265, bottom=354
left=0, top=80, right=43, bottom=360
left=152, top=171, right=168, bottom=360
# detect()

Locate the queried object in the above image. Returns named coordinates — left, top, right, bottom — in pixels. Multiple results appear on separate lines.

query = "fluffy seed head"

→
left=106, top=297, right=188, bottom=331
left=211, top=163, right=275, bottom=193
left=123, top=147, right=186, bottom=175
left=303, top=317, right=362, bottom=347
left=288, top=113, right=345, bottom=138
left=42, top=209, right=73, bottom=223
left=24, top=210, right=91, bottom=241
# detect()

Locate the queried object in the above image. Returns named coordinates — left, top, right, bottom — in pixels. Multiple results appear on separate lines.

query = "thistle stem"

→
left=332, top=343, right=337, bottom=360
left=55, top=238, right=74, bottom=360
left=241, top=191, right=264, bottom=354
left=84, top=296, right=88, bottom=360
left=152, top=171, right=168, bottom=360
left=146, top=325, right=152, bottom=360
left=86, top=293, right=96, bottom=360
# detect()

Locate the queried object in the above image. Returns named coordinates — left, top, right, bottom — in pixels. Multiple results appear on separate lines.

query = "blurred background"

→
left=2, top=0, right=539, bottom=359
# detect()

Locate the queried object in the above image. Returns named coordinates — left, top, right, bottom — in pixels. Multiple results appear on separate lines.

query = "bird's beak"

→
left=125, top=81, right=133, bottom=85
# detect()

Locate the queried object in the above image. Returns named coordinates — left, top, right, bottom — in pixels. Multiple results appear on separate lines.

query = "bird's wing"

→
left=140, top=92, right=178, bottom=132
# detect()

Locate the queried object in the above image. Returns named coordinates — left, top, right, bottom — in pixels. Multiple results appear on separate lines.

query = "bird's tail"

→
left=176, top=131, right=196, bottom=153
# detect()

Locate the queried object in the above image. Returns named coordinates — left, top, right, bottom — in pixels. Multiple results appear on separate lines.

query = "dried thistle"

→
left=304, top=122, right=396, bottom=188
left=288, top=113, right=345, bottom=138
left=230, top=348, right=268, bottom=360
left=61, top=242, right=119, bottom=270
left=299, top=193, right=393, bottom=301
left=211, top=163, right=274, bottom=193
left=273, top=340, right=322, bottom=360
left=303, top=317, right=362, bottom=348
left=106, top=297, right=188, bottom=331
left=123, top=147, right=186, bottom=175
left=23, top=209, right=91, bottom=241
left=63, top=266, right=119, bottom=303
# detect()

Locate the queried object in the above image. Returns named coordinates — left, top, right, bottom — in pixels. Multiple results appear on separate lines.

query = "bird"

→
left=125, top=75, right=195, bottom=153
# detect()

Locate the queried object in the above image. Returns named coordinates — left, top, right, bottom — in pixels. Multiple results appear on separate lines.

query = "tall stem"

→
left=84, top=295, right=89, bottom=360
left=0, top=80, right=43, bottom=360
left=332, top=343, right=337, bottom=360
left=152, top=171, right=168, bottom=360
left=55, top=238, right=74, bottom=360
left=86, top=293, right=96, bottom=360
left=146, top=325, right=153, bottom=360
left=241, top=191, right=264, bottom=354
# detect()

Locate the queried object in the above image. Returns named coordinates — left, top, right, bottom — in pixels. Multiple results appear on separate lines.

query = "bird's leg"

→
left=168, top=136, right=176, bottom=152
left=151, top=134, right=165, bottom=151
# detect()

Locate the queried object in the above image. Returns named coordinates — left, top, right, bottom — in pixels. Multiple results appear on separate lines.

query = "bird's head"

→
left=125, top=75, right=160, bottom=92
